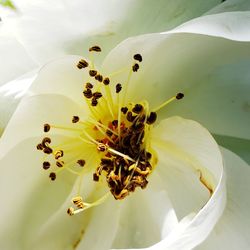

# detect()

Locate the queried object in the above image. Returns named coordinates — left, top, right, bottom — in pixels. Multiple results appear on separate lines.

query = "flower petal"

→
left=2, top=0, right=221, bottom=64
left=102, top=11, right=250, bottom=139
left=197, top=148, right=250, bottom=249
left=146, top=116, right=226, bottom=250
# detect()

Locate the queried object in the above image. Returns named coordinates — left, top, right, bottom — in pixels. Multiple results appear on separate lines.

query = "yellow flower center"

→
left=36, top=46, right=184, bottom=216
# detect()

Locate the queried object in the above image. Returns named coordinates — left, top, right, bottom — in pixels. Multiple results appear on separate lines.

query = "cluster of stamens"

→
left=36, top=45, right=184, bottom=216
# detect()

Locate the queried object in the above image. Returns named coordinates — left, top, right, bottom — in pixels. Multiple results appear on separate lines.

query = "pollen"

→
left=36, top=47, right=184, bottom=215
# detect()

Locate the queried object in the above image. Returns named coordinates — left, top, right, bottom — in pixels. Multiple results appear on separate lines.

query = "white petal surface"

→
left=102, top=11, right=250, bottom=139
left=196, top=148, right=250, bottom=250
left=1, top=0, right=221, bottom=64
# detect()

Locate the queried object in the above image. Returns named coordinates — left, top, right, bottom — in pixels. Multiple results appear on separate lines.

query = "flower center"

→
left=36, top=46, right=184, bottom=215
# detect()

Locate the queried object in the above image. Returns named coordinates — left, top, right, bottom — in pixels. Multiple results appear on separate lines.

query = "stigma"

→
left=36, top=46, right=184, bottom=216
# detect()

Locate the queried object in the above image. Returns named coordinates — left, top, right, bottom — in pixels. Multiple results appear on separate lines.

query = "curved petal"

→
left=2, top=0, right=221, bottom=64
left=102, top=11, right=250, bottom=139
left=146, top=117, right=226, bottom=250
left=197, top=148, right=250, bottom=249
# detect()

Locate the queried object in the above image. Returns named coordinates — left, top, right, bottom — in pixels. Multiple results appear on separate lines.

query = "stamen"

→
left=103, top=77, right=110, bottom=85
left=77, top=59, right=89, bottom=69
left=85, top=82, right=93, bottom=89
left=132, top=63, right=139, bottom=72
left=43, top=161, right=51, bottom=170
left=133, top=54, right=142, bottom=62
left=115, top=83, right=122, bottom=93
left=77, top=159, right=86, bottom=167
left=49, top=172, right=56, bottom=181
left=43, top=123, right=51, bottom=133
left=89, top=70, right=97, bottom=77
left=89, top=46, right=102, bottom=52
left=72, top=116, right=80, bottom=123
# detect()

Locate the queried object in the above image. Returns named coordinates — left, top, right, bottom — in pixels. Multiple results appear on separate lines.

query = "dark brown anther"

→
left=83, top=89, right=93, bottom=99
left=121, top=107, right=128, bottom=114
left=101, top=158, right=112, bottom=165
left=89, top=70, right=97, bottom=77
left=77, top=59, right=89, bottom=69
left=112, top=120, right=118, bottom=127
left=42, top=137, right=51, bottom=146
left=132, top=104, right=143, bottom=114
left=126, top=111, right=136, bottom=122
left=72, top=116, right=80, bottom=123
left=133, top=54, right=142, bottom=62
left=103, top=77, right=110, bottom=85
left=146, top=112, right=157, bottom=124
left=95, top=74, right=103, bottom=82
left=43, top=123, right=51, bottom=133
left=176, top=92, right=184, bottom=100
left=36, top=143, right=43, bottom=150
left=43, top=147, right=53, bottom=154
left=43, top=161, right=51, bottom=170
left=115, top=83, right=122, bottom=93
left=77, top=159, right=86, bottom=167
left=89, top=45, right=102, bottom=52
left=106, top=130, right=113, bottom=137
left=132, top=63, right=139, bottom=72
left=97, top=143, right=107, bottom=152
left=93, top=92, right=102, bottom=99
left=49, top=172, right=56, bottom=181
left=55, top=150, right=64, bottom=159
left=56, top=161, right=64, bottom=168
left=85, top=82, right=93, bottom=89
left=93, top=173, right=99, bottom=181
left=91, top=98, right=98, bottom=106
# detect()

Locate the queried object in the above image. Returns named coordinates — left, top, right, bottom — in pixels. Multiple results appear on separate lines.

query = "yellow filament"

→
left=152, top=96, right=176, bottom=112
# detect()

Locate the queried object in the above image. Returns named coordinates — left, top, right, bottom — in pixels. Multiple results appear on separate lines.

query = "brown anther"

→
left=101, top=158, right=112, bottom=165
left=56, top=160, right=64, bottom=168
left=67, top=207, right=75, bottom=216
left=112, top=120, right=118, bottom=127
left=176, top=92, right=184, bottom=100
left=146, top=112, right=157, bottom=124
left=42, top=137, right=51, bottom=147
left=85, top=82, right=93, bottom=89
left=77, top=59, right=89, bottom=69
left=43, top=123, right=51, bottom=133
left=36, top=143, right=43, bottom=150
left=121, top=107, right=128, bottom=114
left=103, top=77, right=110, bottom=85
left=93, top=173, right=99, bottom=181
left=72, top=116, right=80, bottom=123
left=114, top=189, right=129, bottom=200
left=132, top=63, right=139, bottom=72
left=126, top=111, right=136, bottom=122
left=77, top=159, right=86, bottom=167
left=93, top=92, right=102, bottom=99
left=97, top=143, right=107, bottom=152
left=43, top=161, right=51, bottom=170
left=95, top=74, right=103, bottom=82
left=43, top=147, right=53, bottom=154
left=49, top=172, right=56, bottom=181
left=72, top=196, right=84, bottom=208
left=106, top=130, right=113, bottom=137
left=91, top=98, right=98, bottom=106
left=133, top=54, right=142, bottom=62
left=89, top=70, right=97, bottom=77
left=55, top=150, right=64, bottom=159
left=83, top=89, right=93, bottom=99
left=132, top=104, right=143, bottom=114
left=89, top=45, right=102, bottom=52
left=115, top=83, right=122, bottom=93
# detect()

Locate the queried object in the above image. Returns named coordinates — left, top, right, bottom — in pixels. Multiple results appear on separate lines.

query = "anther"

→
left=43, top=123, right=51, bottom=133
left=67, top=207, right=75, bottom=216
left=103, top=77, right=110, bottom=85
left=95, top=74, right=103, bottom=82
left=89, top=45, right=102, bottom=52
left=126, top=111, right=136, bottom=122
left=97, top=143, right=107, bottom=152
left=91, top=98, right=98, bottom=106
left=49, top=172, right=56, bottom=181
left=56, top=160, right=64, bottom=168
left=106, top=130, right=113, bottom=137
left=121, top=107, right=128, bottom=114
left=72, top=196, right=84, bottom=208
left=89, top=70, right=97, bottom=77
left=146, top=112, right=157, bottom=124
left=83, top=89, right=93, bottom=99
left=43, top=147, right=53, bottom=154
left=55, top=150, right=64, bottom=159
left=43, top=161, right=51, bottom=170
left=36, top=143, right=43, bottom=150
left=77, top=59, right=89, bottom=69
left=132, top=63, right=139, bottom=72
left=133, top=54, right=142, bottom=62
left=72, top=116, right=80, bottom=123
left=176, top=92, right=184, bottom=100
left=132, top=104, right=143, bottom=114
left=115, top=83, right=122, bottom=93
left=42, top=137, right=51, bottom=147
left=93, top=173, right=99, bottom=181
left=77, top=159, right=86, bottom=167
left=93, top=92, right=102, bottom=99
left=112, top=120, right=118, bottom=127
left=85, top=82, right=93, bottom=89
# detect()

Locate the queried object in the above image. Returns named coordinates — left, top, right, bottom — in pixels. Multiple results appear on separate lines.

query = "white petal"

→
left=196, top=148, right=250, bottom=249
left=147, top=117, right=226, bottom=250
left=0, top=94, right=86, bottom=157
left=103, top=11, right=250, bottom=139
left=0, top=37, right=37, bottom=86
left=2, top=0, right=221, bottom=64
left=112, top=171, right=178, bottom=249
